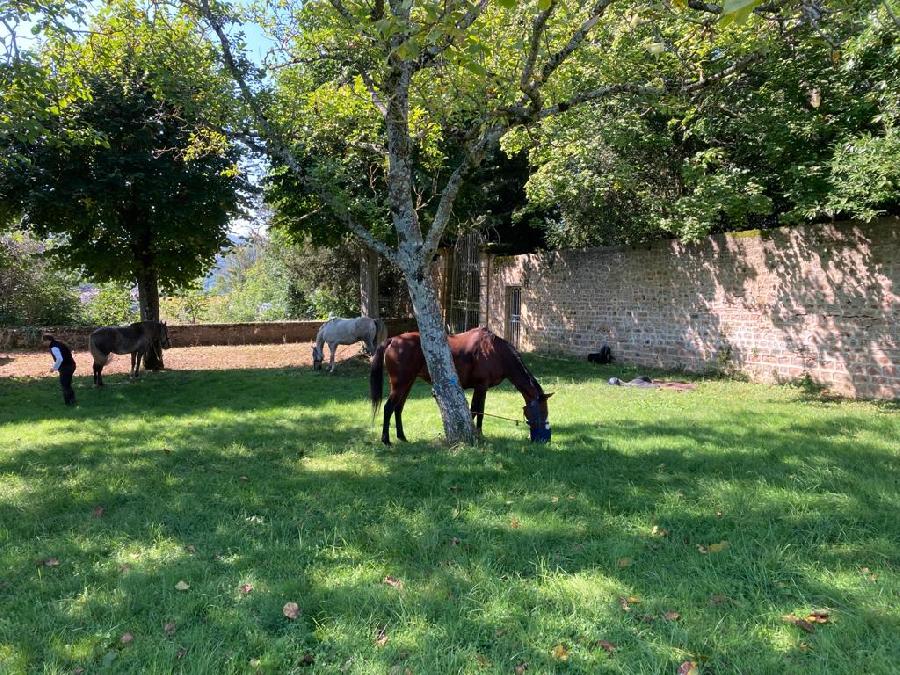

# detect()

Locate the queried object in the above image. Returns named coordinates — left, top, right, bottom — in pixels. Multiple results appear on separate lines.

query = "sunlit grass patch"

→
left=0, top=359, right=897, bottom=673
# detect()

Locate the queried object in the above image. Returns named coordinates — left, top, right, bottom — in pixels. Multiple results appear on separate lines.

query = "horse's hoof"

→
left=381, top=439, right=391, bottom=446
left=398, top=435, right=408, bottom=443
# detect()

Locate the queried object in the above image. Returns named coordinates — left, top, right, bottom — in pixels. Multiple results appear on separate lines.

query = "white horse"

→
left=312, top=317, right=387, bottom=372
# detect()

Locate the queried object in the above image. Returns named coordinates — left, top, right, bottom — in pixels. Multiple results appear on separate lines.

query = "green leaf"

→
left=462, top=60, right=489, bottom=77
left=537, top=0, right=552, bottom=10
left=721, top=0, right=761, bottom=15
left=496, top=0, right=517, bottom=8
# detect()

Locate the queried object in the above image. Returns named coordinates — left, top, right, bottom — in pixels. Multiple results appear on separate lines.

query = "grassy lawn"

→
left=0, top=356, right=897, bottom=674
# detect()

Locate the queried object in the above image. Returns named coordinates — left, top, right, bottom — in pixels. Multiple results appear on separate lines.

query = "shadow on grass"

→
left=0, top=360, right=897, bottom=673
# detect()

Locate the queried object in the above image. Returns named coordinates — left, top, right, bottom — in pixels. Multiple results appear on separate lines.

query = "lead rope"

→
left=478, top=411, right=528, bottom=426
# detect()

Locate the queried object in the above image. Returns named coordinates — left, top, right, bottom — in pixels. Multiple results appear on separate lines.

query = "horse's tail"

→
left=88, top=333, right=109, bottom=367
left=374, top=318, right=387, bottom=347
left=369, top=339, right=389, bottom=419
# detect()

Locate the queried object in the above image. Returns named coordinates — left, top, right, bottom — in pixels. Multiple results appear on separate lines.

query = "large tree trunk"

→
left=136, top=269, right=164, bottom=370
left=360, top=247, right=379, bottom=318
left=382, top=59, right=474, bottom=446
left=402, top=263, right=475, bottom=445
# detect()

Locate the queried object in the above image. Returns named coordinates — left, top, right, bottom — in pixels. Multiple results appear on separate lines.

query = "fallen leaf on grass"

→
left=375, top=626, right=389, bottom=647
left=617, top=557, right=632, bottom=568
left=805, top=609, right=829, bottom=624
left=184, top=544, right=196, bottom=554
left=860, top=567, right=878, bottom=582
left=619, top=595, right=640, bottom=611
left=175, top=580, right=190, bottom=591
left=383, top=575, right=404, bottom=590
left=283, top=602, right=300, bottom=619
left=510, top=517, right=521, bottom=529
left=92, top=506, right=105, bottom=518
left=120, top=632, right=133, bottom=646
left=72, top=667, right=85, bottom=674
left=597, top=640, right=616, bottom=653
left=708, top=594, right=729, bottom=606
left=551, top=644, right=569, bottom=661
left=639, top=613, right=655, bottom=623
left=697, top=541, right=729, bottom=554
left=38, top=557, right=60, bottom=567
left=299, top=652, right=315, bottom=666
left=164, top=621, right=176, bottom=636
left=782, top=614, right=815, bottom=633
left=239, top=475, right=249, bottom=481
left=677, top=661, right=699, bottom=675
left=450, top=537, right=461, bottom=546
left=239, top=583, right=253, bottom=595
left=651, top=525, right=669, bottom=537
left=664, top=611, right=681, bottom=621
left=176, top=647, right=188, bottom=659
left=514, top=663, right=528, bottom=674
left=550, top=496, right=559, bottom=503
left=119, top=564, right=132, bottom=574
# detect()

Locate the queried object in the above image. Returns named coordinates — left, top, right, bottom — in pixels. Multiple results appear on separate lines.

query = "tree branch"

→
left=539, top=0, right=616, bottom=85
left=423, top=125, right=505, bottom=256
left=360, top=69, right=387, bottom=116
left=519, top=1, right=557, bottom=113
left=416, top=0, right=490, bottom=70
left=197, top=0, right=398, bottom=264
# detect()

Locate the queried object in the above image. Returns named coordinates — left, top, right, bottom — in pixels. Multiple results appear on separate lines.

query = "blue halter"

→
left=525, top=398, right=551, bottom=443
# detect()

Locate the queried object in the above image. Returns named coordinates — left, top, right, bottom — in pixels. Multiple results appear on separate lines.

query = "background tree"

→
left=0, top=1, right=247, bottom=367
left=0, top=230, right=82, bottom=325
left=514, top=0, right=899, bottom=247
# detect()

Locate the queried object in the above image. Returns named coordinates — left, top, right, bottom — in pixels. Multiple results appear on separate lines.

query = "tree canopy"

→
left=512, top=0, right=900, bottom=247
left=0, top=1, right=247, bottom=347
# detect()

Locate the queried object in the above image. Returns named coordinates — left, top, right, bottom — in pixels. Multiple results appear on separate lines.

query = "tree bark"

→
left=382, top=59, right=475, bottom=446
left=136, top=268, right=164, bottom=370
left=402, top=262, right=475, bottom=445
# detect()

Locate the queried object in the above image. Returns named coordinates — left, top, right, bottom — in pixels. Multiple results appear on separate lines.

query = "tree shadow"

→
left=0, top=372, right=896, bottom=672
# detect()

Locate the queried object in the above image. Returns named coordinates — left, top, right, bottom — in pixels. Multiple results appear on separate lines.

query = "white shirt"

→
left=50, top=347, right=63, bottom=371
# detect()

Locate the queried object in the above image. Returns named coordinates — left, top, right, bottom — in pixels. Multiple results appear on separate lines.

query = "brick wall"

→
left=0, top=318, right=418, bottom=351
left=480, top=218, right=898, bottom=399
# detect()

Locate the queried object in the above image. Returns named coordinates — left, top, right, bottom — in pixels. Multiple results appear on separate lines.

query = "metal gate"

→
left=505, top=286, right=522, bottom=348
left=447, top=232, right=482, bottom=333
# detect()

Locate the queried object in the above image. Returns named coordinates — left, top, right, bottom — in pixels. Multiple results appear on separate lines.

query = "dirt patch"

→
left=0, top=342, right=370, bottom=378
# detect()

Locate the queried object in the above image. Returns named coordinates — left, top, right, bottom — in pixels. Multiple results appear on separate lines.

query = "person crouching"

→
left=43, top=334, right=77, bottom=405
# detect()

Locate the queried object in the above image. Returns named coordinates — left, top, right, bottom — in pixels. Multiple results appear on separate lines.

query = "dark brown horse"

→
left=89, top=321, right=170, bottom=386
left=369, top=327, right=552, bottom=445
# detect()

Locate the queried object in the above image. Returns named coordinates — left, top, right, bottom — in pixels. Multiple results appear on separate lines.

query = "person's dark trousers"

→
left=58, top=364, right=76, bottom=405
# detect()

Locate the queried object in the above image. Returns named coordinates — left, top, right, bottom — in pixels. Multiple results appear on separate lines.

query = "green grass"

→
left=0, top=357, right=897, bottom=674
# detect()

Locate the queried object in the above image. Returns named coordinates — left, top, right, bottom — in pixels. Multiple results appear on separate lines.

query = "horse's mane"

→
left=497, top=334, right=543, bottom=397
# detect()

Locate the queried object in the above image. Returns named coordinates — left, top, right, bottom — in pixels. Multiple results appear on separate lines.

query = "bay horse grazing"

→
left=369, top=326, right=553, bottom=445
left=312, top=316, right=387, bottom=372
left=89, top=320, right=170, bottom=386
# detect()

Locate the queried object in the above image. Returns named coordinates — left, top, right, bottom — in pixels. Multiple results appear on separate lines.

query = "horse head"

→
left=523, top=392, right=553, bottom=443
left=311, top=345, right=323, bottom=370
left=159, top=321, right=171, bottom=349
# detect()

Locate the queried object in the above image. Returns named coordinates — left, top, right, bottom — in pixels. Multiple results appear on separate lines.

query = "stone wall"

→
left=0, top=318, right=418, bottom=351
left=481, top=218, right=898, bottom=399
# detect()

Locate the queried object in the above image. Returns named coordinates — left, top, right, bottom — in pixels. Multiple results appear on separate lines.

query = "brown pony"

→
left=369, top=326, right=552, bottom=445
left=89, top=320, right=170, bottom=386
